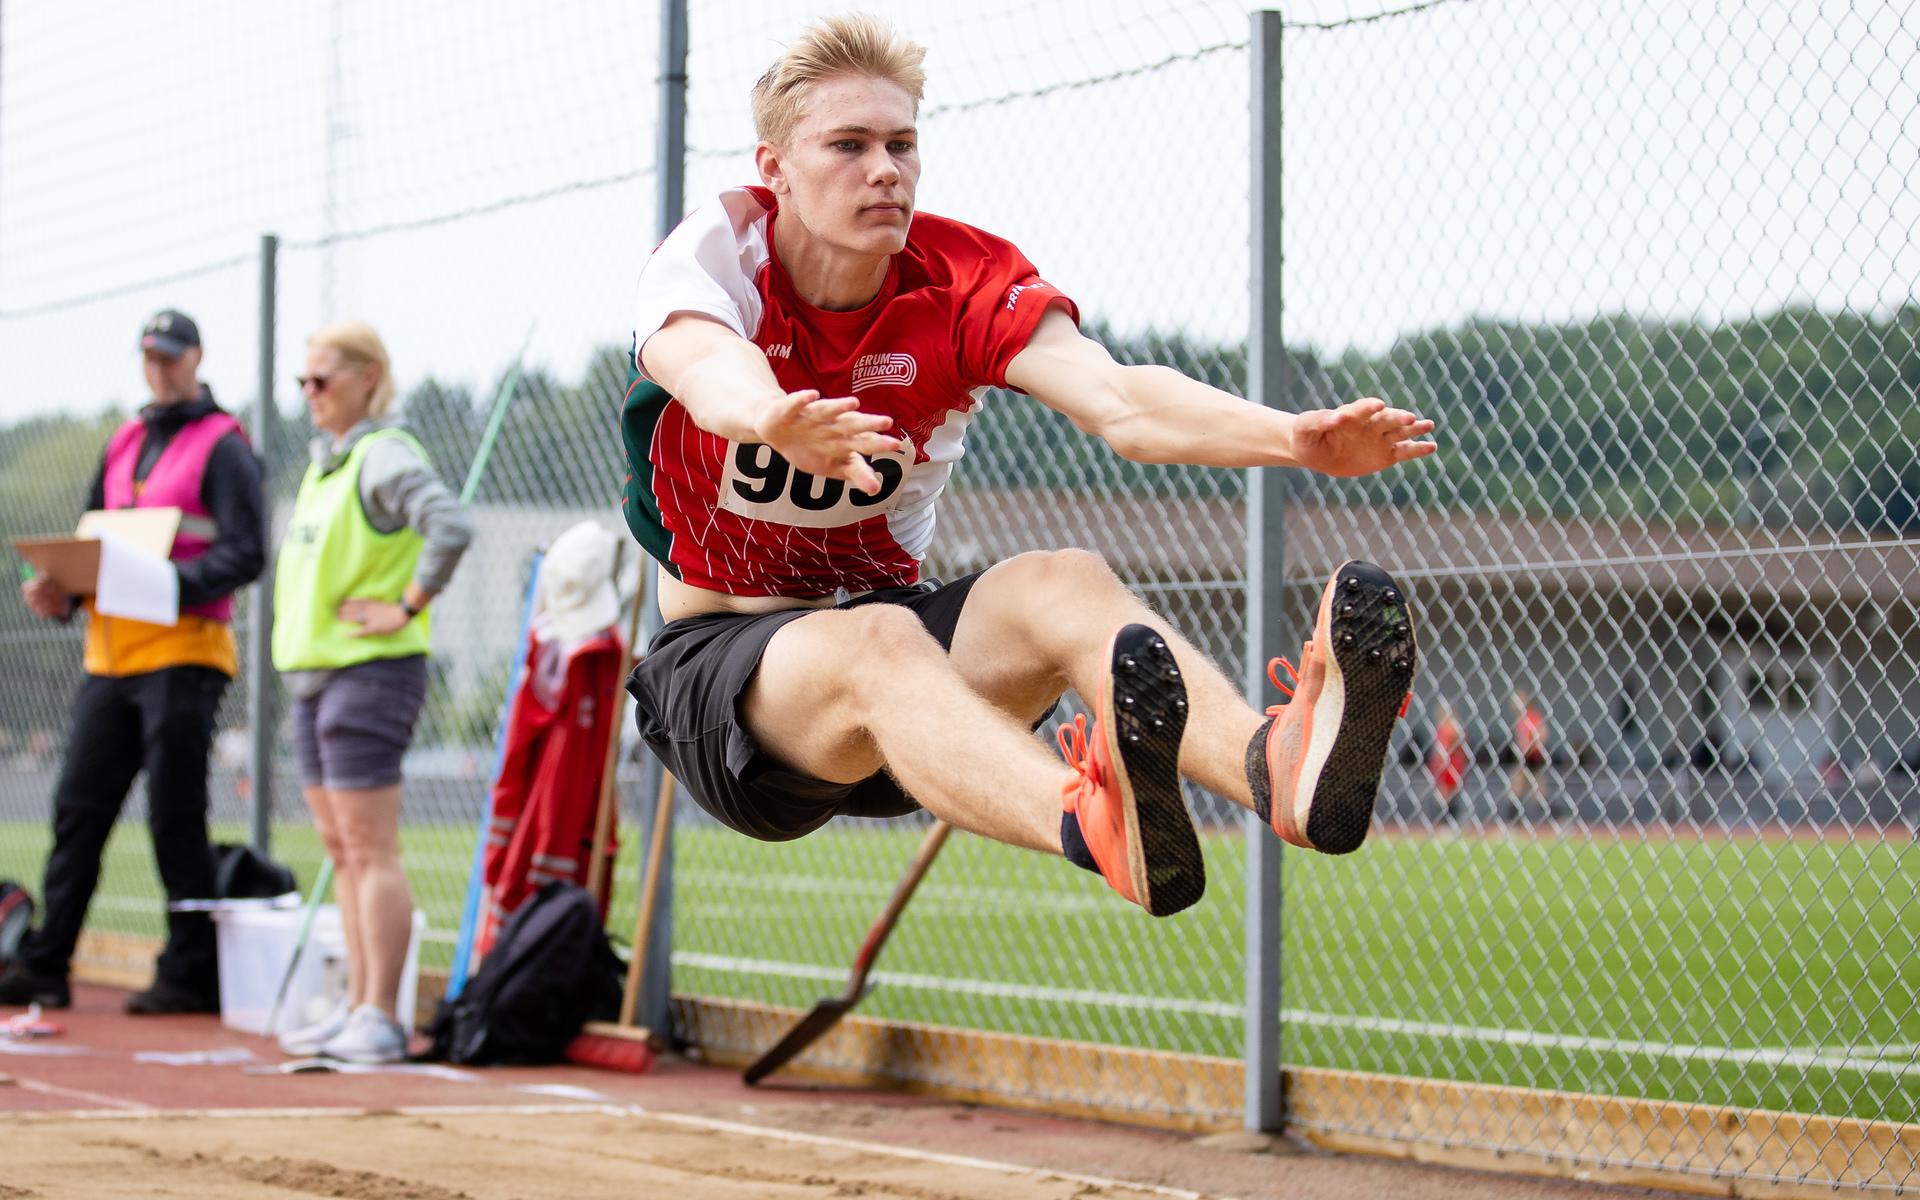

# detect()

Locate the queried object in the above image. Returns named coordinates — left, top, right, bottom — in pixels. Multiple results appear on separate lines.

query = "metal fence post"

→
left=247, top=231, right=279, bottom=854
left=1243, top=8, right=1286, bottom=1134
left=635, top=0, right=687, bottom=1041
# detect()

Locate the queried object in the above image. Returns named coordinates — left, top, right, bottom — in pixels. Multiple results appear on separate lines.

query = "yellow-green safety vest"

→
left=271, top=427, right=432, bottom=671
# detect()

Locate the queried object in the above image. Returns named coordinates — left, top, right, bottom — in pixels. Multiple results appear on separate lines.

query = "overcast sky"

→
left=0, top=0, right=1914, bottom=425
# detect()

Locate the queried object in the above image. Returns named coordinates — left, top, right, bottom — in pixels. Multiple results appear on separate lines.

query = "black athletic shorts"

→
left=627, top=573, right=989, bottom=842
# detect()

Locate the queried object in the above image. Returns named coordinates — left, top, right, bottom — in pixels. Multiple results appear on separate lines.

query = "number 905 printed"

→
left=715, top=437, right=916, bottom=529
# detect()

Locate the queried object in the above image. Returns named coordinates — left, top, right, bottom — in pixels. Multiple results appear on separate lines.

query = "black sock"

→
left=1060, top=812, right=1100, bottom=873
left=1246, top=717, right=1275, bottom=824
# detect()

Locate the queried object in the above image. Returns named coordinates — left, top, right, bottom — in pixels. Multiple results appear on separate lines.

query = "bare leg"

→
left=330, top=785, right=413, bottom=1018
left=752, top=550, right=1411, bottom=864
left=747, top=604, right=1072, bottom=852
left=303, top=785, right=366, bottom=1007
left=946, top=550, right=1269, bottom=811
left=746, top=550, right=1276, bottom=855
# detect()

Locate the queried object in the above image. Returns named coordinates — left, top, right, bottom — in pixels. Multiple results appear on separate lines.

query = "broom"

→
left=743, top=818, right=952, bottom=1085
left=560, top=549, right=660, bottom=1075
left=564, top=768, right=675, bottom=1073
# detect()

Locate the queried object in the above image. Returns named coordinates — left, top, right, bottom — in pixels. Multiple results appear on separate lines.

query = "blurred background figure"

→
left=1508, top=689, right=1549, bottom=821
left=1426, top=699, right=1469, bottom=822
left=271, top=320, right=472, bottom=1064
left=0, top=309, right=265, bottom=1016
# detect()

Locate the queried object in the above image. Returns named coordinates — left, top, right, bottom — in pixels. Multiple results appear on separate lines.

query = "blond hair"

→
left=308, top=319, right=396, bottom=419
left=751, top=14, right=927, bottom=147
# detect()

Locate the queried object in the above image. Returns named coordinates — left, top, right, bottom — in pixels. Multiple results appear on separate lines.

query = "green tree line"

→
left=10, top=306, right=1913, bottom=537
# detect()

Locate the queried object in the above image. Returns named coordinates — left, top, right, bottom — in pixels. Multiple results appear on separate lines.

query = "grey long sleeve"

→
left=357, top=435, right=473, bottom=595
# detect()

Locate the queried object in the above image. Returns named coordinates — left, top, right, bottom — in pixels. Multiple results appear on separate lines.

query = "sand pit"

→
left=0, top=1106, right=1219, bottom=1200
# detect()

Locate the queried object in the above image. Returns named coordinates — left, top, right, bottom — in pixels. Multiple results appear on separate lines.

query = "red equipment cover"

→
left=477, top=628, right=622, bottom=956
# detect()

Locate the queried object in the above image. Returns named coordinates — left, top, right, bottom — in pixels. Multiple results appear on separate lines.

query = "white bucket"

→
left=212, top=904, right=424, bottom=1035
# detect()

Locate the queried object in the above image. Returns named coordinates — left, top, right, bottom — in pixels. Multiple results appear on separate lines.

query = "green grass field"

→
left=1, top=817, right=1913, bottom=1124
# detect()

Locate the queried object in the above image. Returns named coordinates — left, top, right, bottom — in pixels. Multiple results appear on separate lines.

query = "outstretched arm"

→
left=1003, top=309, right=1435, bottom=477
left=640, top=314, right=903, bottom=494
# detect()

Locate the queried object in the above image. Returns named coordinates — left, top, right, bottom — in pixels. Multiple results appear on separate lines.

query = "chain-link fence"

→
left=0, top=0, right=664, bottom=984
left=1, top=0, right=1914, bottom=1193
left=1273, top=1, right=1919, bottom=1190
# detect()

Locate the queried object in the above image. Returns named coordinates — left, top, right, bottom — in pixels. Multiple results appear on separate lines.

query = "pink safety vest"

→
left=100, top=410, right=246, bottom=623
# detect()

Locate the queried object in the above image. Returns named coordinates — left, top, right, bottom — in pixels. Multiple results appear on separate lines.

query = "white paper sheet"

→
left=243, top=1059, right=483, bottom=1082
left=92, top=529, right=179, bottom=625
left=133, top=1047, right=259, bottom=1066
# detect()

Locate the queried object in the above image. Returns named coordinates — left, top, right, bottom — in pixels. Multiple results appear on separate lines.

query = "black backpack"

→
left=212, top=843, right=297, bottom=900
left=416, top=881, right=623, bottom=1065
left=0, top=881, right=33, bottom=967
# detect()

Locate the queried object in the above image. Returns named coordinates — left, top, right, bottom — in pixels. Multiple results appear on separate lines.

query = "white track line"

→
left=1276, top=1010, right=1920, bottom=1076
left=674, top=951, right=1241, bottom=1018
left=23, top=1102, right=1235, bottom=1200
left=11, top=1076, right=153, bottom=1110
left=684, top=869, right=1118, bottom=915
left=673, top=952, right=1919, bottom=1076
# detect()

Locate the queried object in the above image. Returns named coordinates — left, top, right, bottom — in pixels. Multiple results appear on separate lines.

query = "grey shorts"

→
left=292, top=654, right=430, bottom=790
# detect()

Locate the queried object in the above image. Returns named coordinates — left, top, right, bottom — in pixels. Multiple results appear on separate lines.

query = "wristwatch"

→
left=401, top=597, right=422, bottom=618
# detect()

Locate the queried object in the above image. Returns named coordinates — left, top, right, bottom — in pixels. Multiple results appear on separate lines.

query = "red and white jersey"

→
left=626, top=185, right=1076, bottom=597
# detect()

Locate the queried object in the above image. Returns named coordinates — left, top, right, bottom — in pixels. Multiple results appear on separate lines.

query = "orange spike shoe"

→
left=1256, top=561, right=1417, bottom=854
left=1059, top=624, right=1205, bottom=916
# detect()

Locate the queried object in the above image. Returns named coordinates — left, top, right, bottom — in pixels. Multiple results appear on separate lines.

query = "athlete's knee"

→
left=756, top=607, right=944, bottom=753
left=991, top=548, right=1124, bottom=603
left=843, top=605, right=944, bottom=669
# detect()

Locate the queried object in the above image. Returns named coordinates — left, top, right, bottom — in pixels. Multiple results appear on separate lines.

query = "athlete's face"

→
left=760, top=74, right=920, bottom=259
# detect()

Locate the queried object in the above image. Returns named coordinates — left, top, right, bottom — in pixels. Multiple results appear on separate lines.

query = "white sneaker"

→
left=318, top=1004, right=408, bottom=1064
left=276, top=1001, right=351, bottom=1057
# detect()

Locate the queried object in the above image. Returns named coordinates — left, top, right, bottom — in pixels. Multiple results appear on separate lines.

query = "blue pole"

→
left=445, top=550, right=543, bottom=999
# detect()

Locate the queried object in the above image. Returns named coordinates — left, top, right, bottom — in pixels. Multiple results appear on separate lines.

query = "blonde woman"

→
left=270, top=321, right=472, bottom=1063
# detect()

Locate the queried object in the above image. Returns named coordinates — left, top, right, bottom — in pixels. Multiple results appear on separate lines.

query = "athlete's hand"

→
left=1291, top=397, right=1436, bottom=478
left=756, top=390, right=904, bottom=494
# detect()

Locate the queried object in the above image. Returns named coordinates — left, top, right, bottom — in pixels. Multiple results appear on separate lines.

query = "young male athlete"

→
left=621, top=15, right=1435, bottom=917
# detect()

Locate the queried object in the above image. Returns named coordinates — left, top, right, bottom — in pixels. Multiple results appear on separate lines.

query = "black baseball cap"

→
left=140, top=309, right=201, bottom=358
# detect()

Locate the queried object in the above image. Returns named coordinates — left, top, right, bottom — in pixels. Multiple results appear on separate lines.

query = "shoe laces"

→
left=1265, top=653, right=1302, bottom=717
left=1266, top=645, right=1414, bottom=720
left=1057, top=713, right=1104, bottom=798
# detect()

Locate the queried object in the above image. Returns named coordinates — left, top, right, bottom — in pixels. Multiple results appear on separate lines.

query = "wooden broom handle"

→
left=619, top=769, right=676, bottom=1029
left=848, top=819, right=952, bottom=991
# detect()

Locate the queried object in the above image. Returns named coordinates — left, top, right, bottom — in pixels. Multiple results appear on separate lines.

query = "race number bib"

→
left=716, top=437, right=916, bottom=529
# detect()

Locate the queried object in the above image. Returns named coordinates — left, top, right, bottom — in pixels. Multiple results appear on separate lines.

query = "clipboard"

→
left=12, top=508, right=182, bottom=596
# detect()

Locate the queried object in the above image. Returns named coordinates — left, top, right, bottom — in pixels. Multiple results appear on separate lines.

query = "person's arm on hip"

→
left=341, top=435, right=473, bottom=635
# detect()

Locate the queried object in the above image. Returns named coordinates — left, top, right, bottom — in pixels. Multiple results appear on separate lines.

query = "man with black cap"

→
left=0, top=309, right=267, bottom=1014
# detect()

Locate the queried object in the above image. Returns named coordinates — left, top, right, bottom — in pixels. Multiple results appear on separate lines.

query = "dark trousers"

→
left=20, top=666, right=228, bottom=996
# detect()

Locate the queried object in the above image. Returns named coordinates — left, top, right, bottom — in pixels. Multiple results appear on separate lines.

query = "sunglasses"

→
left=295, top=366, right=357, bottom=393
